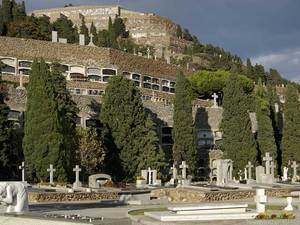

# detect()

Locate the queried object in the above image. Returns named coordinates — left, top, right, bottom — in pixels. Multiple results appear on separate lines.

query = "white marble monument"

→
left=0, top=182, right=29, bottom=214
left=254, top=189, right=267, bottom=213
left=73, top=165, right=82, bottom=188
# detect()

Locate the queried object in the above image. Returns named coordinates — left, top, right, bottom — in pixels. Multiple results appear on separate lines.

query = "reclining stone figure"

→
left=0, top=182, right=29, bottom=214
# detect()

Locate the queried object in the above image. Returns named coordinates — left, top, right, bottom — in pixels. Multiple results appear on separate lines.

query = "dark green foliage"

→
left=189, top=70, right=255, bottom=97
left=176, top=24, right=182, bottom=38
left=23, top=59, right=77, bottom=182
left=255, top=79, right=277, bottom=164
left=101, top=76, right=164, bottom=181
left=1, top=0, right=12, bottom=23
left=281, top=84, right=300, bottom=164
left=53, top=15, right=78, bottom=43
left=113, top=16, right=127, bottom=38
left=79, top=17, right=90, bottom=45
left=220, top=74, right=256, bottom=174
left=90, top=22, right=98, bottom=44
left=137, top=115, right=167, bottom=176
left=172, top=71, right=196, bottom=174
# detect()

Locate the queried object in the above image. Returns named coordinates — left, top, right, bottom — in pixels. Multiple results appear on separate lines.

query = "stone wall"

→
left=151, top=188, right=292, bottom=203
left=28, top=191, right=119, bottom=203
left=0, top=37, right=186, bottom=79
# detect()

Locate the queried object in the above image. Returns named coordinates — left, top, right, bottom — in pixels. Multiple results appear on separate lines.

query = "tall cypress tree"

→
left=79, top=17, right=90, bottom=45
left=101, top=76, right=162, bottom=181
left=282, top=84, right=300, bottom=164
left=2, top=0, right=12, bottom=24
left=0, top=72, right=14, bottom=180
left=172, top=71, right=196, bottom=174
left=221, top=74, right=256, bottom=174
left=137, top=115, right=166, bottom=175
left=101, top=76, right=146, bottom=180
left=255, top=79, right=277, bottom=164
left=23, top=59, right=72, bottom=182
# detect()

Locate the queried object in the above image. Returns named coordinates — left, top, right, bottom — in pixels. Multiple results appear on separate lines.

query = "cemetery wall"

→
left=152, top=188, right=292, bottom=203
left=0, top=37, right=184, bottom=79
left=28, top=191, right=119, bottom=202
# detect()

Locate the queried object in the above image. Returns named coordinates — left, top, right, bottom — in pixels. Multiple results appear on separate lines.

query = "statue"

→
left=0, top=182, right=29, bottom=214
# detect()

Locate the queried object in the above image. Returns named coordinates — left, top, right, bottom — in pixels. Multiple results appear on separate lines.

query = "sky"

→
left=22, top=0, right=300, bottom=82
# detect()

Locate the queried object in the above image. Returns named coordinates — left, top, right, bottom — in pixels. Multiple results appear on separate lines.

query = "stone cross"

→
left=263, top=152, right=272, bottom=175
left=246, top=161, right=253, bottom=180
left=291, top=161, right=298, bottom=180
left=147, top=47, right=151, bottom=59
left=270, top=161, right=276, bottom=177
left=171, top=164, right=178, bottom=180
left=179, top=161, right=189, bottom=179
left=18, top=161, right=25, bottom=182
left=212, top=93, right=218, bottom=108
left=73, top=165, right=82, bottom=187
left=88, top=33, right=96, bottom=47
left=47, top=164, right=56, bottom=185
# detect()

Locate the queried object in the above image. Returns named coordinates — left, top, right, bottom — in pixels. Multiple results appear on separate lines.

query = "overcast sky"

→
left=22, top=0, right=300, bottom=82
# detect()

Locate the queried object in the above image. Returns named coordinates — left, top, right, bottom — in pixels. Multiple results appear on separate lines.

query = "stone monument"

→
left=211, top=93, right=218, bottom=108
left=18, top=161, right=25, bottom=182
left=282, top=167, right=288, bottom=181
left=291, top=161, right=298, bottom=182
left=0, top=182, right=29, bottom=214
left=284, top=197, right=294, bottom=211
left=47, top=164, right=56, bottom=185
left=254, top=189, right=267, bottom=213
left=214, top=159, right=233, bottom=186
left=73, top=165, right=82, bottom=188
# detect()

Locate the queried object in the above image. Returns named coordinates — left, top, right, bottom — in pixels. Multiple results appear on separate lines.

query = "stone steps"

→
left=145, top=211, right=258, bottom=221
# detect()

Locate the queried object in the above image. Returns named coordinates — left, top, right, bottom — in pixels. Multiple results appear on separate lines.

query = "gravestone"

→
left=254, top=189, right=267, bottom=213
left=52, top=31, right=58, bottom=43
left=211, top=93, right=218, bottom=108
left=47, top=164, right=56, bottom=185
left=141, top=168, right=158, bottom=185
left=263, top=152, right=272, bottom=175
left=214, top=159, right=233, bottom=186
left=169, top=163, right=178, bottom=185
left=88, top=174, right=112, bottom=189
left=79, top=34, right=85, bottom=46
left=284, top=197, right=294, bottom=211
left=18, top=161, right=25, bottom=182
left=291, top=161, right=298, bottom=182
left=255, top=166, right=265, bottom=183
left=147, top=47, right=151, bottom=59
left=179, top=161, right=189, bottom=180
left=58, top=38, right=67, bottom=44
left=244, top=168, right=248, bottom=180
left=246, top=161, right=254, bottom=180
left=88, top=33, right=96, bottom=47
left=73, top=165, right=82, bottom=188
left=270, top=161, right=276, bottom=177
left=282, top=167, right=288, bottom=181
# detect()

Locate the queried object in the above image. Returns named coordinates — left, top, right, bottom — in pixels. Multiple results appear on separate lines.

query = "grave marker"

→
left=291, top=161, right=298, bottom=181
left=263, top=152, right=272, bottom=175
left=212, top=93, right=218, bottom=108
left=47, top=164, right=56, bottom=185
left=246, top=161, right=253, bottom=180
left=179, top=161, right=189, bottom=179
left=18, top=161, right=25, bottom=182
left=73, top=165, right=82, bottom=188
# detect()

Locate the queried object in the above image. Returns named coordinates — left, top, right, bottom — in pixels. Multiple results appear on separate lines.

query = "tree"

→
left=53, top=15, right=77, bottom=43
left=101, top=76, right=162, bottom=181
left=76, top=128, right=105, bottom=177
left=176, top=25, right=182, bottom=38
left=0, top=68, right=15, bottom=180
left=172, top=71, right=196, bottom=174
left=281, top=84, right=300, bottom=164
left=90, top=21, right=98, bottom=44
left=113, top=16, right=127, bottom=38
left=136, top=115, right=166, bottom=176
left=79, top=17, right=90, bottom=45
left=1, top=0, right=12, bottom=24
left=23, top=59, right=74, bottom=182
left=220, top=74, right=256, bottom=174
left=255, top=79, right=277, bottom=164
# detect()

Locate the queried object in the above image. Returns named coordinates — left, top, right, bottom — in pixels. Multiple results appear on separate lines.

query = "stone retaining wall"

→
left=29, top=191, right=119, bottom=203
left=151, top=188, right=292, bottom=203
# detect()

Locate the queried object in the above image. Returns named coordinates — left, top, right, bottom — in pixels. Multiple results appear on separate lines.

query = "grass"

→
left=128, top=207, right=168, bottom=216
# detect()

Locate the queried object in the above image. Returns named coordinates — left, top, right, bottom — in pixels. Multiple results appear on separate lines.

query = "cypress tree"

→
left=53, top=15, right=77, bottom=43
left=0, top=72, right=14, bottom=180
left=255, top=79, right=277, bottom=164
left=90, top=21, right=98, bottom=44
left=221, top=74, right=256, bottom=174
left=172, top=71, right=196, bottom=174
left=79, top=17, right=90, bottom=45
left=101, top=76, right=155, bottom=181
left=2, top=0, right=12, bottom=24
left=137, top=115, right=166, bottom=175
left=282, top=84, right=300, bottom=164
left=23, top=59, right=72, bottom=182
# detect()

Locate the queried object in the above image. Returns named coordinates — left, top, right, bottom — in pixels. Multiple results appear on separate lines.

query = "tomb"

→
left=88, top=174, right=112, bottom=189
